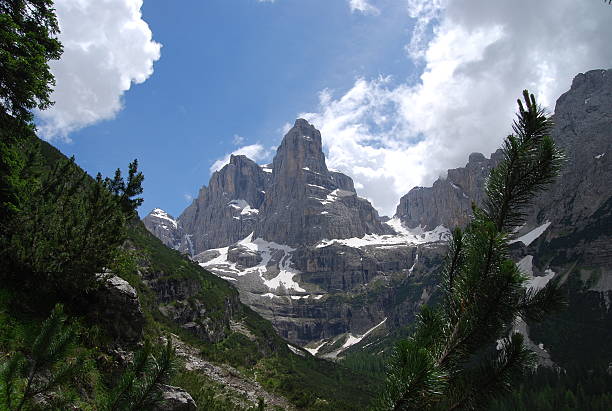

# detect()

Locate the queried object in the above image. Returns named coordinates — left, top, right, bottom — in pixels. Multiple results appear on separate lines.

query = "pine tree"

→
left=1, top=154, right=145, bottom=307
left=0, top=304, right=82, bottom=411
left=0, top=0, right=63, bottom=224
left=377, top=91, right=565, bottom=410
left=103, top=337, right=177, bottom=411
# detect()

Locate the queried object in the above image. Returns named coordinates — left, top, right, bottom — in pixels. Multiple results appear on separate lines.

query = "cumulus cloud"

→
left=210, top=144, right=272, bottom=173
left=349, top=0, right=380, bottom=15
left=37, top=0, right=161, bottom=139
left=302, top=0, right=612, bottom=216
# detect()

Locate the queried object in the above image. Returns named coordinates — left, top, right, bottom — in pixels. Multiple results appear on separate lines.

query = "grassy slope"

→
left=34, top=137, right=377, bottom=410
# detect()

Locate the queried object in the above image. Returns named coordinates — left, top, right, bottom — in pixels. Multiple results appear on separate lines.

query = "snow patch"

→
left=517, top=255, right=534, bottom=277
left=304, top=340, right=327, bottom=356
left=262, top=293, right=279, bottom=299
left=287, top=344, right=305, bottom=356
left=201, top=233, right=305, bottom=292
left=320, top=189, right=340, bottom=205
left=409, top=254, right=419, bottom=273
left=341, top=318, right=387, bottom=350
left=228, top=199, right=249, bottom=209
left=228, top=200, right=259, bottom=217
left=240, top=205, right=259, bottom=216
left=528, top=268, right=555, bottom=291
left=595, top=153, right=606, bottom=159
left=221, top=276, right=237, bottom=282
left=510, top=221, right=551, bottom=246
left=518, top=256, right=555, bottom=290
left=317, top=219, right=449, bottom=249
left=150, top=208, right=177, bottom=229
left=307, top=184, right=328, bottom=190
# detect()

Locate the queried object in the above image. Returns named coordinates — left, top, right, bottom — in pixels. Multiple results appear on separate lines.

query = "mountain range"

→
left=144, top=69, right=611, bottom=367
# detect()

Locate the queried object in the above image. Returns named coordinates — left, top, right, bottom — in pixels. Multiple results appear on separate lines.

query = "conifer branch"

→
left=379, top=90, right=564, bottom=410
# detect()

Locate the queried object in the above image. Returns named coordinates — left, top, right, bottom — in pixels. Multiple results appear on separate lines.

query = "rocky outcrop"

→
left=143, top=267, right=239, bottom=343
left=145, top=119, right=391, bottom=256
left=196, top=224, right=449, bottom=347
left=89, top=274, right=145, bottom=344
left=143, top=209, right=186, bottom=251
left=178, top=155, right=271, bottom=254
left=395, top=151, right=503, bottom=229
left=155, top=385, right=197, bottom=411
left=528, top=69, right=612, bottom=237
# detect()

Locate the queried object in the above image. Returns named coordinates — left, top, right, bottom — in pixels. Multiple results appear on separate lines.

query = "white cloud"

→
left=210, top=144, right=271, bottom=173
left=232, top=134, right=246, bottom=145
left=302, top=0, right=612, bottom=216
left=279, top=122, right=292, bottom=135
left=37, top=0, right=161, bottom=139
left=349, top=0, right=380, bottom=15
left=184, top=194, right=194, bottom=202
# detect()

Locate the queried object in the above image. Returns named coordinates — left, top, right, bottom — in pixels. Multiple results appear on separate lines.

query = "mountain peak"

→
left=293, top=118, right=314, bottom=128
left=273, top=118, right=327, bottom=176
left=228, top=153, right=257, bottom=167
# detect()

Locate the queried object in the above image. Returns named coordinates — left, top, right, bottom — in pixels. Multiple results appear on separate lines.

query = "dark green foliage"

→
left=102, top=338, right=177, bottom=411
left=171, top=370, right=249, bottom=411
left=0, top=0, right=62, bottom=225
left=0, top=144, right=145, bottom=309
left=378, top=91, right=565, bottom=410
left=0, top=304, right=82, bottom=411
left=103, top=159, right=145, bottom=218
left=0, top=0, right=62, bottom=123
left=484, top=92, right=563, bottom=231
left=491, top=366, right=612, bottom=411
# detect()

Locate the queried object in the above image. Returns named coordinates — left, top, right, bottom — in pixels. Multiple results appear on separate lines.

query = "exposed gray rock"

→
left=178, top=154, right=271, bottom=254
left=145, top=269, right=238, bottom=343
left=155, top=385, right=197, bottom=411
left=149, top=119, right=392, bottom=256
left=394, top=69, right=612, bottom=368
left=395, top=150, right=503, bottom=229
left=144, top=70, right=612, bottom=361
left=255, top=118, right=391, bottom=246
left=396, top=69, right=612, bottom=239
left=89, top=274, right=144, bottom=344
left=143, top=209, right=186, bottom=251
left=227, top=243, right=262, bottom=268
left=170, top=336, right=294, bottom=410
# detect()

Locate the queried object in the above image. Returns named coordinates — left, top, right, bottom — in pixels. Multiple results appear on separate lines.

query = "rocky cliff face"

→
left=395, top=151, right=503, bottom=230
left=255, top=119, right=390, bottom=246
left=144, top=119, right=444, bottom=352
left=143, top=208, right=185, bottom=251
left=178, top=154, right=271, bottom=254
left=396, top=69, right=612, bottom=237
left=394, top=69, right=612, bottom=368
left=145, top=70, right=611, bottom=363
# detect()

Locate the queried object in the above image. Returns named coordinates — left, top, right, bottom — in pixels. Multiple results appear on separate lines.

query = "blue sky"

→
left=49, top=0, right=416, bottom=217
left=41, top=0, right=612, bottom=217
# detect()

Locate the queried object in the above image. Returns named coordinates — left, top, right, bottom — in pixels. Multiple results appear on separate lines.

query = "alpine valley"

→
left=145, top=69, right=612, bottom=371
